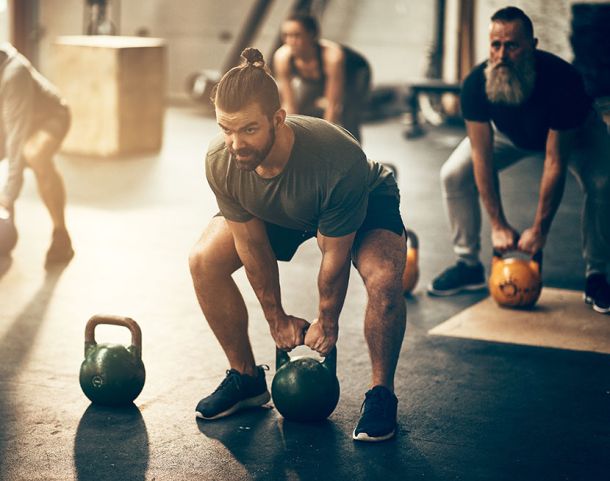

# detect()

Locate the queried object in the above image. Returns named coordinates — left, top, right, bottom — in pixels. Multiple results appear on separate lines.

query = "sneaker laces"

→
left=443, top=261, right=482, bottom=282
left=361, top=389, right=391, bottom=417
left=212, top=365, right=270, bottom=395
left=436, top=263, right=465, bottom=284
left=212, top=369, right=242, bottom=395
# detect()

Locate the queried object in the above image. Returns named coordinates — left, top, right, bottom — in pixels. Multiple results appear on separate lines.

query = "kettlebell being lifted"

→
left=402, top=229, right=419, bottom=294
left=79, top=315, right=146, bottom=406
left=272, top=347, right=340, bottom=422
left=489, top=251, right=543, bottom=308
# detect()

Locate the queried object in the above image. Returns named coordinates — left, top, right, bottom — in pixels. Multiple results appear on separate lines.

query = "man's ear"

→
left=274, top=108, right=287, bottom=127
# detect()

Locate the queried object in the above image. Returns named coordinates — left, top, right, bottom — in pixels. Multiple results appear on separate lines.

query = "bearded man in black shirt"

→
left=427, top=6, right=610, bottom=314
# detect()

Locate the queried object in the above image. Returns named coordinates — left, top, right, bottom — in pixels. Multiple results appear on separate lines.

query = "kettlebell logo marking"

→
left=91, top=375, right=104, bottom=388
left=499, top=277, right=537, bottom=298
left=499, top=280, right=518, bottom=297
left=498, top=276, right=541, bottom=303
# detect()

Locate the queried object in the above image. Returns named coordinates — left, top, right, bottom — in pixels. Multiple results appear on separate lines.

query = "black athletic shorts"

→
left=216, top=196, right=403, bottom=261
left=264, top=194, right=404, bottom=261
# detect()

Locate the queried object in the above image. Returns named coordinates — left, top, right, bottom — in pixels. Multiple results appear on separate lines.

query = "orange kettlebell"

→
left=402, top=229, right=419, bottom=294
left=489, top=251, right=542, bottom=308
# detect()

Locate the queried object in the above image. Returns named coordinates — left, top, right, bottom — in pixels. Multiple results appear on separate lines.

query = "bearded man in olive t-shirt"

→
left=189, top=47, right=408, bottom=442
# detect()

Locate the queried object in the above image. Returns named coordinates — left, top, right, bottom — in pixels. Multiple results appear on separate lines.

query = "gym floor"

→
left=0, top=106, right=608, bottom=481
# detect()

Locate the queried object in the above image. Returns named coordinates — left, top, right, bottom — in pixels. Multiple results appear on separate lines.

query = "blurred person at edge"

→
left=0, top=43, right=73, bottom=264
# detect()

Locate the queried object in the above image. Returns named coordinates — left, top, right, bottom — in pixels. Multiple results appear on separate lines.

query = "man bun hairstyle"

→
left=212, top=47, right=280, bottom=119
left=491, top=6, right=534, bottom=39
left=241, top=47, right=264, bottom=67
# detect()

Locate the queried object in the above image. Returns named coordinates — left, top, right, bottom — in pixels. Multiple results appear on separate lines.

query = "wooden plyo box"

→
left=52, top=36, right=167, bottom=157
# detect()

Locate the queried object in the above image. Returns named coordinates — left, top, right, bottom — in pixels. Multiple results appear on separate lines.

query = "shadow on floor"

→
left=197, top=407, right=434, bottom=480
left=74, top=403, right=149, bottom=481
left=0, top=256, right=12, bottom=279
left=0, top=265, right=68, bottom=471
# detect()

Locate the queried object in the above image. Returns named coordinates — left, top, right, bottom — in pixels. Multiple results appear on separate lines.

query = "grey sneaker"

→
left=353, top=386, right=398, bottom=442
left=196, top=365, right=270, bottom=420
left=427, top=261, right=486, bottom=296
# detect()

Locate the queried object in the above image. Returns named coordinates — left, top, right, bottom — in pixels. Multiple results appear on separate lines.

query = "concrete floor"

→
left=0, top=107, right=608, bottom=481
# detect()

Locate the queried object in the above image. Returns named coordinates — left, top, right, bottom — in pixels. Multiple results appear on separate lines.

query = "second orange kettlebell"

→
left=402, top=229, right=419, bottom=294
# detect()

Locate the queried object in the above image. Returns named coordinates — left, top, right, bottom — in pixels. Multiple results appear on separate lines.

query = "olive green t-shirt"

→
left=205, top=115, right=397, bottom=237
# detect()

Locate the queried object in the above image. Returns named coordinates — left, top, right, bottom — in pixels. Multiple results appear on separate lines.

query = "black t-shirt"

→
left=461, top=50, right=592, bottom=151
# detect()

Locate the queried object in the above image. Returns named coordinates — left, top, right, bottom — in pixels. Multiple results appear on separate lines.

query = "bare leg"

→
left=24, top=130, right=68, bottom=231
left=353, top=229, right=407, bottom=391
left=189, top=216, right=257, bottom=376
left=24, top=130, right=73, bottom=264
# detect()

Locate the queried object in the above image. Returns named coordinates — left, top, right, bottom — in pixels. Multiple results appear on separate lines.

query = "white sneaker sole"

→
left=427, top=282, right=487, bottom=297
left=583, top=294, right=610, bottom=314
left=352, top=428, right=396, bottom=442
left=195, top=391, right=271, bottom=420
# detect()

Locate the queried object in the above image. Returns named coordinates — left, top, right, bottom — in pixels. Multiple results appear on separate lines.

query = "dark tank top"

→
left=287, top=43, right=369, bottom=117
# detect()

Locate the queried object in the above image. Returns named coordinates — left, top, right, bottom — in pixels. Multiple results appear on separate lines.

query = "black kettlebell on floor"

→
left=79, top=315, right=146, bottom=406
left=0, top=208, right=18, bottom=256
left=272, top=347, right=340, bottom=422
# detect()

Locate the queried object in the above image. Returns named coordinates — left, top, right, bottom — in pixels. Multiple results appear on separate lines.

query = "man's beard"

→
left=229, top=126, right=276, bottom=171
left=485, top=54, right=536, bottom=106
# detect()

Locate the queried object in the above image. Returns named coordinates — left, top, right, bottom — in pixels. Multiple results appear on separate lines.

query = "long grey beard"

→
left=485, top=56, right=536, bottom=105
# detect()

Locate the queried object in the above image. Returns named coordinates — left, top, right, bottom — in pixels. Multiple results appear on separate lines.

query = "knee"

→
left=440, top=157, right=474, bottom=194
left=188, top=243, right=212, bottom=280
left=582, top=172, right=610, bottom=200
left=364, top=269, right=403, bottom=308
left=23, top=131, right=59, bottom=172
left=24, top=147, right=51, bottom=174
left=188, top=239, right=239, bottom=281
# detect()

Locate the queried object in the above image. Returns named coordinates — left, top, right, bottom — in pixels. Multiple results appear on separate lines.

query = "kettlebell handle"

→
left=492, top=249, right=543, bottom=272
left=276, top=346, right=337, bottom=374
left=84, top=314, right=142, bottom=356
left=405, top=229, right=419, bottom=250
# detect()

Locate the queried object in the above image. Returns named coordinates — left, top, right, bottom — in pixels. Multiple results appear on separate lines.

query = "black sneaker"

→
left=352, top=386, right=398, bottom=442
left=584, top=273, right=610, bottom=314
left=427, top=261, right=486, bottom=296
left=195, top=365, right=271, bottom=420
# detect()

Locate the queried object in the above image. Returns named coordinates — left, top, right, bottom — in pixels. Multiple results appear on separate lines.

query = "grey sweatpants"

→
left=440, top=111, right=610, bottom=276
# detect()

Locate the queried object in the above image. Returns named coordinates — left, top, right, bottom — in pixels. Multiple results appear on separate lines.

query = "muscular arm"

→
left=273, top=47, right=298, bottom=115
left=305, top=231, right=354, bottom=355
left=518, top=128, right=572, bottom=253
left=228, top=218, right=283, bottom=319
left=321, top=43, right=345, bottom=124
left=317, top=232, right=353, bottom=324
left=468, top=120, right=519, bottom=251
left=227, top=218, right=308, bottom=349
